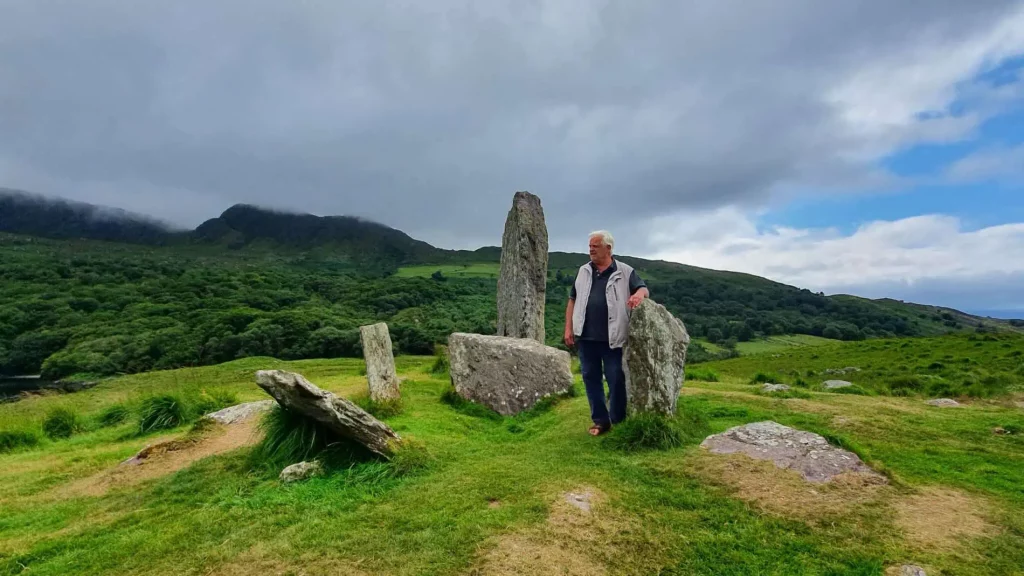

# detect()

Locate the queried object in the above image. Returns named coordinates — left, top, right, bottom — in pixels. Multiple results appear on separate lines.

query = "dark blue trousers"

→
left=577, top=339, right=627, bottom=427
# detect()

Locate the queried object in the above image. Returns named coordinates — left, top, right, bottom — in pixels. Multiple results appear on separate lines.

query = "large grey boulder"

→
left=255, top=369, right=400, bottom=458
left=623, top=299, right=690, bottom=416
left=495, top=191, right=549, bottom=343
left=359, top=322, right=401, bottom=402
left=700, top=421, right=884, bottom=483
left=201, top=400, right=275, bottom=425
left=447, top=332, right=572, bottom=416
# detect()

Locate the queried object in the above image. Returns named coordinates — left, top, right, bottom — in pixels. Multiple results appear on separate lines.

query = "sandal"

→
left=588, top=423, right=610, bottom=436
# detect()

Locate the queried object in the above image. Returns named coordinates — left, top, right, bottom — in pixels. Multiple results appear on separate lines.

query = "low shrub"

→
left=0, top=429, right=40, bottom=453
left=42, top=407, right=82, bottom=439
left=750, top=372, right=784, bottom=385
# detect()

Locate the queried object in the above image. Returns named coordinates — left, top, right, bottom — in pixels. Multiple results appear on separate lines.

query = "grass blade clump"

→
left=388, top=438, right=434, bottom=477
left=603, top=409, right=711, bottom=452
left=250, top=405, right=373, bottom=472
left=42, top=407, right=82, bottom=440
left=750, top=371, right=783, bottom=385
left=96, top=403, right=131, bottom=428
left=0, top=429, right=40, bottom=453
left=191, top=389, right=239, bottom=418
left=686, top=367, right=720, bottom=382
left=353, top=393, right=404, bottom=419
left=430, top=345, right=449, bottom=375
left=138, top=394, right=188, bottom=434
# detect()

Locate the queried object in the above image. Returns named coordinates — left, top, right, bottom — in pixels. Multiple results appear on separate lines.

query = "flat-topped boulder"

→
left=700, top=421, right=883, bottom=483
left=495, top=191, right=549, bottom=343
left=623, top=299, right=690, bottom=416
left=762, top=383, right=791, bottom=393
left=447, top=332, right=572, bottom=416
left=359, top=322, right=401, bottom=402
left=256, top=369, right=400, bottom=458
left=823, top=380, right=853, bottom=389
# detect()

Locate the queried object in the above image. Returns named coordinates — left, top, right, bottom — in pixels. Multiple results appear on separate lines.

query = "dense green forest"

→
left=2, top=193, right=1020, bottom=380
left=2, top=229, right=1018, bottom=381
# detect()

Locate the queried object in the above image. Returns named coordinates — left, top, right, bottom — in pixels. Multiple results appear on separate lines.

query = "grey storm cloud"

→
left=1, top=0, right=1020, bottom=251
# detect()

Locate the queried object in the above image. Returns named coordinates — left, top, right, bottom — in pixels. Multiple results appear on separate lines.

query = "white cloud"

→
left=945, top=144, right=1024, bottom=182
left=645, top=208, right=1024, bottom=309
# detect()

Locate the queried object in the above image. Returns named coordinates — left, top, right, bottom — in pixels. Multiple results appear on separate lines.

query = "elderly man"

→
left=564, top=230, right=649, bottom=436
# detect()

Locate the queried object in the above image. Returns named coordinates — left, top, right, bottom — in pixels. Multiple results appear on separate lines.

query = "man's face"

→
left=589, top=236, right=610, bottom=262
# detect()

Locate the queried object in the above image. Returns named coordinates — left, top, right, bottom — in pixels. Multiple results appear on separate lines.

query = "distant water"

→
left=965, top=309, right=1024, bottom=320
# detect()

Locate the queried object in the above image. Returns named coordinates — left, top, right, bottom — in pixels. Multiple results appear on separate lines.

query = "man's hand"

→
left=627, top=288, right=648, bottom=310
left=564, top=327, right=574, bottom=347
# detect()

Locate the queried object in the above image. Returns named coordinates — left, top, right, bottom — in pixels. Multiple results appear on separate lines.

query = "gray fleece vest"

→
left=571, top=260, right=635, bottom=349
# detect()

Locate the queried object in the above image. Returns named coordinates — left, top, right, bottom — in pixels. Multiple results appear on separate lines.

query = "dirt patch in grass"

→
left=893, top=486, right=996, bottom=551
left=57, top=419, right=262, bottom=497
left=207, top=543, right=374, bottom=576
left=470, top=485, right=648, bottom=576
left=687, top=451, right=891, bottom=523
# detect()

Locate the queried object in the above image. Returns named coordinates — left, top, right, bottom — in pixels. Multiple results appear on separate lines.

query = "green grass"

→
left=1, top=343, right=1023, bottom=575
left=735, top=334, right=835, bottom=355
left=709, top=332, right=1024, bottom=398
left=394, top=263, right=499, bottom=278
left=685, top=367, right=720, bottom=382
left=41, top=406, right=82, bottom=440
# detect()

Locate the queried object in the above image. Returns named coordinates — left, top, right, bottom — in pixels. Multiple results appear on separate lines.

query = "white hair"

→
left=588, top=230, right=614, bottom=250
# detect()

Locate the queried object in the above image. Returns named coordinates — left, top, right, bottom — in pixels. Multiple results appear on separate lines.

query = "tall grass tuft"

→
left=250, top=405, right=372, bottom=471
left=96, top=403, right=131, bottom=428
left=42, top=407, right=82, bottom=439
left=750, top=371, right=784, bottom=385
left=192, top=389, right=239, bottom=418
left=603, top=409, right=710, bottom=452
left=353, top=393, right=404, bottom=419
left=138, top=394, right=188, bottom=434
left=430, top=345, right=449, bottom=375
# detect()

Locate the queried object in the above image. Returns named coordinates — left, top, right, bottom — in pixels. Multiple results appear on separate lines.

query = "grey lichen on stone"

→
left=623, top=299, right=690, bottom=416
left=359, top=322, right=401, bottom=402
left=496, top=191, right=549, bottom=343
left=447, top=332, right=572, bottom=416
left=700, top=421, right=884, bottom=483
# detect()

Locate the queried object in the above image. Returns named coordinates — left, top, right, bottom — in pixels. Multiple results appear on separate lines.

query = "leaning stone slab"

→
left=496, top=191, right=549, bottom=343
left=762, top=383, right=790, bottom=393
left=700, top=421, right=884, bottom=483
left=201, top=400, right=275, bottom=425
left=823, top=380, right=853, bottom=389
left=447, top=332, right=572, bottom=416
left=926, top=398, right=960, bottom=407
left=280, top=460, right=323, bottom=483
left=255, top=369, right=400, bottom=458
left=623, top=299, right=690, bottom=416
left=359, top=322, right=401, bottom=402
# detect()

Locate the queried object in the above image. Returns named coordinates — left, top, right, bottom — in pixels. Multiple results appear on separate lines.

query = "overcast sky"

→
left=2, top=1, right=1023, bottom=314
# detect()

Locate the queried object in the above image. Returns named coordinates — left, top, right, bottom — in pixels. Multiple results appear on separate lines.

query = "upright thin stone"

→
left=359, top=322, right=401, bottom=402
left=623, top=299, right=690, bottom=416
left=496, top=191, right=549, bottom=343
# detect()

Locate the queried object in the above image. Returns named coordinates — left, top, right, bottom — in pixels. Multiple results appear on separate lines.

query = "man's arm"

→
left=626, top=270, right=649, bottom=308
left=564, top=297, right=575, bottom=347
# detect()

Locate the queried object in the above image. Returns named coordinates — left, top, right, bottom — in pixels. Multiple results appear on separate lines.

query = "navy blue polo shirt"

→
left=569, top=260, right=647, bottom=342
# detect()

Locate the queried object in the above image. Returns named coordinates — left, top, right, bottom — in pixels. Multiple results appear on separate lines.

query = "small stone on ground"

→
left=564, top=490, right=594, bottom=513
left=280, top=460, right=323, bottom=483
left=762, top=383, right=790, bottom=392
left=926, top=398, right=960, bottom=407
left=823, top=380, right=852, bottom=389
left=700, top=421, right=884, bottom=483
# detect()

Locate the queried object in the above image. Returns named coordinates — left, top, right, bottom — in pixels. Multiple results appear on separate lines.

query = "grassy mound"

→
left=603, top=409, right=711, bottom=452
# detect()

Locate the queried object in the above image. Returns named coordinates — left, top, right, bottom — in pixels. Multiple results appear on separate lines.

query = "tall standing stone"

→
left=623, top=299, right=690, bottom=416
left=496, top=191, right=549, bottom=343
left=359, top=322, right=401, bottom=402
